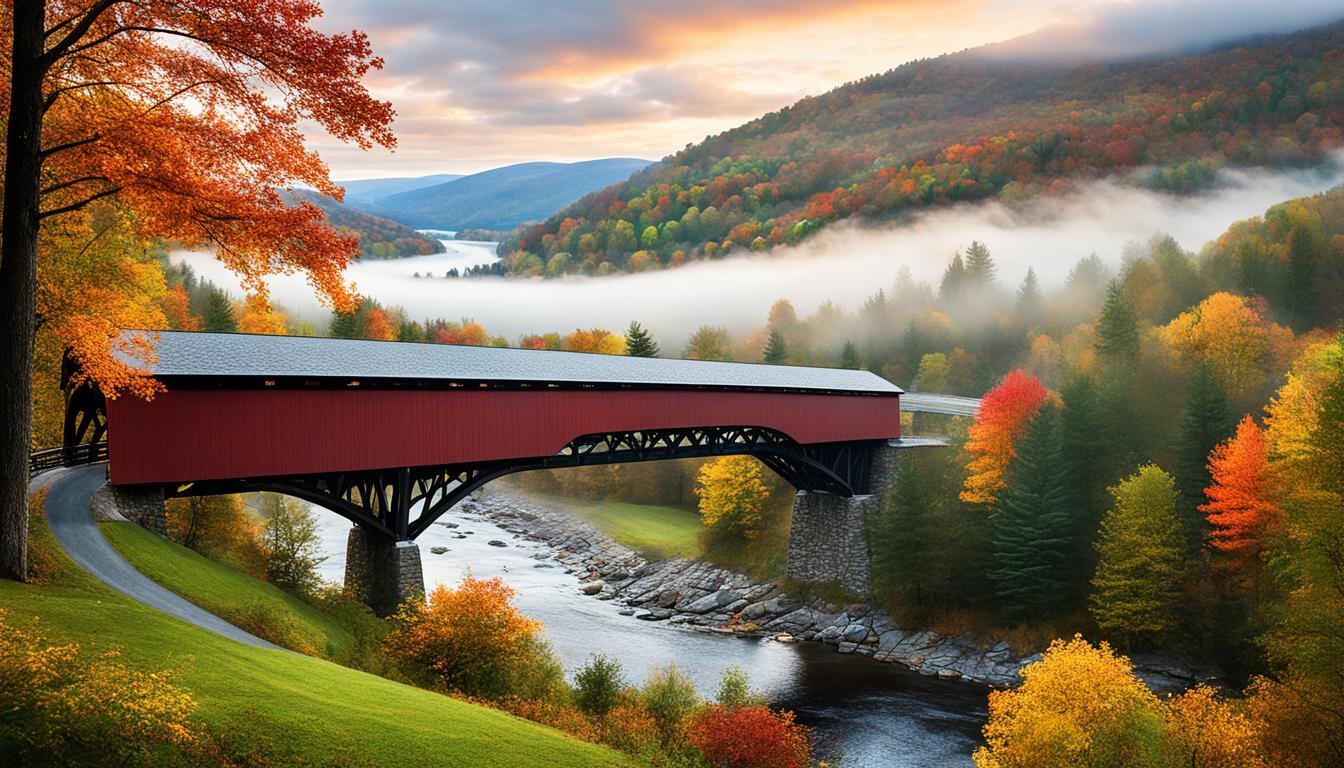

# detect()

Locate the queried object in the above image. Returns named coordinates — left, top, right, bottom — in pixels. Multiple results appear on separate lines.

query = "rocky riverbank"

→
left=454, top=491, right=1214, bottom=691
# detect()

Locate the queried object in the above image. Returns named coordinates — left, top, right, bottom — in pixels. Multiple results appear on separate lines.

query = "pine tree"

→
left=625, top=320, right=660, bottom=357
left=1059, top=374, right=1105, bottom=597
left=964, top=240, right=998, bottom=288
left=939, top=252, right=966, bottom=303
left=1094, top=281, right=1140, bottom=362
left=1174, top=365, right=1235, bottom=552
left=1016, top=267, right=1041, bottom=308
left=1089, top=465, right=1184, bottom=645
left=762, top=328, right=788, bottom=364
left=329, top=309, right=360, bottom=339
left=870, top=454, right=938, bottom=612
left=202, top=286, right=237, bottom=333
left=990, top=404, right=1075, bottom=622
left=840, top=341, right=860, bottom=369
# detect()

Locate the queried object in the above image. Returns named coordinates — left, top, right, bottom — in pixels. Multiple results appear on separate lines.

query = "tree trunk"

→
left=0, top=0, right=48, bottom=581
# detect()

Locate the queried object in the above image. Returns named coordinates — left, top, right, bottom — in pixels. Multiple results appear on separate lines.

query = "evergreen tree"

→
left=1089, top=465, right=1184, bottom=646
left=1173, top=365, right=1235, bottom=552
left=762, top=328, right=788, bottom=364
left=964, top=240, right=998, bottom=288
left=939, top=252, right=966, bottom=303
left=1311, top=345, right=1344, bottom=490
left=329, top=309, right=360, bottom=339
left=1094, top=281, right=1140, bottom=362
left=201, top=286, right=237, bottom=333
left=1059, top=374, right=1106, bottom=596
left=1016, top=267, right=1041, bottom=308
left=870, top=454, right=939, bottom=613
left=990, top=404, right=1075, bottom=622
left=397, top=320, right=425, bottom=343
left=1287, top=221, right=1323, bottom=329
left=624, top=320, right=660, bottom=357
left=840, top=340, right=860, bottom=369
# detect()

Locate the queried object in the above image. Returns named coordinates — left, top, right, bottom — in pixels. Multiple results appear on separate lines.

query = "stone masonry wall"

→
left=784, top=439, right=940, bottom=596
left=97, top=483, right=166, bottom=534
left=344, top=527, right=425, bottom=616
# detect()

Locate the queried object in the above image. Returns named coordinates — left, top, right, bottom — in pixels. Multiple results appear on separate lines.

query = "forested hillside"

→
left=501, top=22, right=1344, bottom=276
left=287, top=190, right=445, bottom=260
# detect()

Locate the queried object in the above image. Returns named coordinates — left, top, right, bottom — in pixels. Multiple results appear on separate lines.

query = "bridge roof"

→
left=123, top=330, right=903, bottom=395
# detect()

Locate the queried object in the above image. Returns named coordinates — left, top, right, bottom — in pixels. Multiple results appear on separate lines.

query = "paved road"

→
left=41, top=464, right=285, bottom=651
left=901, top=392, right=981, bottom=417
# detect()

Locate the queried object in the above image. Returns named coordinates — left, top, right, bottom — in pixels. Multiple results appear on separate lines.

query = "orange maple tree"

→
left=1202, top=416, right=1282, bottom=581
left=961, top=370, right=1051, bottom=505
left=1, top=0, right=394, bottom=578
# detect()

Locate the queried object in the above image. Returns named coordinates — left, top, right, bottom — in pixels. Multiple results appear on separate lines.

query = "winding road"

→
left=38, top=464, right=284, bottom=651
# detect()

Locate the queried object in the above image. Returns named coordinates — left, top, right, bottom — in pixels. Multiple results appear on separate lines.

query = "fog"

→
left=171, top=157, right=1344, bottom=348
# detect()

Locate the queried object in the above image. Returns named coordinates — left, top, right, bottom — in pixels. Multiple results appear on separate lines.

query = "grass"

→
left=6, top=511, right=630, bottom=768
left=522, top=492, right=704, bottom=560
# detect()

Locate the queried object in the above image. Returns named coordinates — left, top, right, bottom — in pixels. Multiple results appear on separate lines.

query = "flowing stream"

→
left=309, top=500, right=988, bottom=767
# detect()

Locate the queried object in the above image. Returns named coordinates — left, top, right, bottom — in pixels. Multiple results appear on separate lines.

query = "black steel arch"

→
left=164, top=425, right=879, bottom=542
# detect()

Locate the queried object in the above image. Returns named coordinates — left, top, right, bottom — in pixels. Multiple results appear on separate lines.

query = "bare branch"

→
left=40, top=133, right=101, bottom=159
left=39, top=187, right=123, bottom=220
left=42, top=175, right=112, bottom=196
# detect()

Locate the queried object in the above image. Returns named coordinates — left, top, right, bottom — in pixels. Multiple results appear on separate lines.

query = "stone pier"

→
left=95, top=483, right=167, bottom=534
left=785, top=438, right=947, bottom=597
left=344, top=527, right=426, bottom=616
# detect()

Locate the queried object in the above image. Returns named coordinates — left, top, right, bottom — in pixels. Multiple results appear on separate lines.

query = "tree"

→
left=1202, top=416, right=1281, bottom=588
left=1016, top=267, right=1042, bottom=327
left=1089, top=465, right=1184, bottom=644
left=201, top=286, right=238, bottom=333
left=641, top=664, right=699, bottom=745
left=1059, top=374, right=1106, bottom=590
left=961, top=370, right=1050, bottom=506
left=564, top=328, right=625, bottom=355
left=1094, top=281, right=1140, bottom=363
left=685, top=325, right=732, bottom=361
left=840, top=341, right=860, bottom=369
left=2, top=0, right=391, bottom=580
left=1173, top=365, right=1235, bottom=552
left=260, top=495, right=326, bottom=596
left=574, top=655, right=626, bottom=717
left=688, top=706, right=813, bottom=768
left=165, top=494, right=261, bottom=572
left=236, top=294, right=288, bottom=336
left=696, top=456, right=771, bottom=541
left=762, top=329, right=788, bottom=364
left=939, top=251, right=966, bottom=303
left=870, top=450, right=943, bottom=613
left=964, top=240, right=998, bottom=288
left=1162, top=292, right=1294, bottom=403
left=990, top=404, right=1074, bottom=622
left=624, top=321, right=660, bottom=357
left=382, top=574, right=543, bottom=699
left=974, top=636, right=1167, bottom=768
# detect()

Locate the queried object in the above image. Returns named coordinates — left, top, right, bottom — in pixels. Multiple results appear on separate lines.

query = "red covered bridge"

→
left=93, top=331, right=903, bottom=546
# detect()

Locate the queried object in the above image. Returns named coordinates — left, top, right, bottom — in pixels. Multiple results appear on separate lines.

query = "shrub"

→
left=715, top=666, right=763, bottom=710
left=641, top=664, right=700, bottom=745
left=381, top=574, right=544, bottom=699
left=259, top=495, right=326, bottom=596
left=688, top=705, right=813, bottom=768
left=220, top=601, right=319, bottom=656
left=574, top=655, right=626, bottom=717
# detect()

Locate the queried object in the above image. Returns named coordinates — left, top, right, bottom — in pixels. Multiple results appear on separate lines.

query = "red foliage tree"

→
left=1202, top=416, right=1281, bottom=586
left=688, top=705, right=813, bottom=768
left=961, top=370, right=1051, bottom=505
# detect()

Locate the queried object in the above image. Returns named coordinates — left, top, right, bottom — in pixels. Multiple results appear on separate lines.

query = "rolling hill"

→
left=338, top=173, right=463, bottom=205
left=288, top=189, right=445, bottom=260
left=363, top=158, right=653, bottom=230
left=500, top=21, right=1344, bottom=276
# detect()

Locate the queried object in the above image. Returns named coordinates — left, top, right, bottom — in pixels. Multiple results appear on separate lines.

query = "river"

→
left=309, top=499, right=988, bottom=767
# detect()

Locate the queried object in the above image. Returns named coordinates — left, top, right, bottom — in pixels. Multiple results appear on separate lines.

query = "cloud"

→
left=982, top=0, right=1344, bottom=63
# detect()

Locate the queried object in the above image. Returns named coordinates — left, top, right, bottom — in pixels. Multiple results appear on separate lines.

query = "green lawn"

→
left=4, top=515, right=629, bottom=768
left=102, top=522, right=359, bottom=660
left=527, top=494, right=703, bottom=560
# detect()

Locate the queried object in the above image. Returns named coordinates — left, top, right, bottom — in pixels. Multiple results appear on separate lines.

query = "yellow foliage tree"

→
left=974, top=635, right=1167, bottom=768
left=1161, top=292, right=1294, bottom=402
left=165, top=494, right=264, bottom=575
left=564, top=327, right=626, bottom=355
left=1164, top=685, right=1266, bottom=768
left=235, top=295, right=289, bottom=336
left=696, top=456, right=771, bottom=540
left=1263, top=337, right=1343, bottom=489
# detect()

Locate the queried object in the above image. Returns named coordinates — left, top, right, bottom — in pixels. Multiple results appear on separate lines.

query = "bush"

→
left=641, top=664, right=700, bottom=745
left=574, top=655, right=626, bottom=717
left=381, top=574, right=547, bottom=699
left=220, top=601, right=319, bottom=656
left=715, top=666, right=763, bottom=710
left=688, top=705, right=813, bottom=768
left=0, top=609, right=204, bottom=767
left=259, top=495, right=325, bottom=596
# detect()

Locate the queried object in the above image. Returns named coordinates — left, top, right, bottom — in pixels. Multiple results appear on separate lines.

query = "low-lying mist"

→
left=172, top=156, right=1344, bottom=349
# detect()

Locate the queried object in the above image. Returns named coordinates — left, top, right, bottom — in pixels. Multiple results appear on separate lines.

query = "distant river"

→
left=308, top=501, right=987, bottom=768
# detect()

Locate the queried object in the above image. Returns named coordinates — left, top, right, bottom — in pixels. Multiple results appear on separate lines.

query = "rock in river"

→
left=429, top=546, right=448, bottom=555
left=487, top=539, right=508, bottom=547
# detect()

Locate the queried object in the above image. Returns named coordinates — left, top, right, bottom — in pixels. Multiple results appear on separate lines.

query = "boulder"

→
left=580, top=581, right=604, bottom=595
left=429, top=546, right=448, bottom=555
left=487, top=539, right=507, bottom=547
left=683, top=588, right=741, bottom=614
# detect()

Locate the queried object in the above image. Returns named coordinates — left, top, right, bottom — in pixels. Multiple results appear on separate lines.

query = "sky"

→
left=311, top=0, right=1344, bottom=179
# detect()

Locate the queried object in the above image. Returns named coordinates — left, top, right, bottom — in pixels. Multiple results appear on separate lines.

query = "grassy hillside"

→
left=503, top=22, right=1344, bottom=275
left=288, top=189, right=445, bottom=259
left=367, top=158, right=653, bottom=230
left=522, top=493, right=702, bottom=560
left=5, top=513, right=628, bottom=768
left=102, top=522, right=363, bottom=661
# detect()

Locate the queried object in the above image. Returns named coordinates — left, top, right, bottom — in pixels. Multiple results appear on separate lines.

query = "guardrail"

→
left=29, top=441, right=108, bottom=478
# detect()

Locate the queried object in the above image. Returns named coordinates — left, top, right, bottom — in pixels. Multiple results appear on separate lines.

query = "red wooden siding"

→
left=107, top=388, right=901, bottom=485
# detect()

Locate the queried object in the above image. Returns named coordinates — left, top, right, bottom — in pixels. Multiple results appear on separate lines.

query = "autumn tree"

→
left=1202, top=417, right=1281, bottom=590
left=685, top=325, right=733, bottom=361
left=688, top=706, right=813, bottom=768
left=165, top=494, right=261, bottom=572
left=2, top=0, right=393, bottom=579
left=624, top=321, right=659, bottom=357
left=696, top=456, right=770, bottom=541
left=1162, top=292, right=1294, bottom=405
left=974, top=635, right=1167, bottom=768
left=259, top=495, right=326, bottom=597
left=961, top=370, right=1049, bottom=506
left=1089, top=465, right=1184, bottom=645
left=565, top=327, right=625, bottom=355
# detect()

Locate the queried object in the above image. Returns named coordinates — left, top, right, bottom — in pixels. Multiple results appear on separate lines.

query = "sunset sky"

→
left=313, top=0, right=1344, bottom=179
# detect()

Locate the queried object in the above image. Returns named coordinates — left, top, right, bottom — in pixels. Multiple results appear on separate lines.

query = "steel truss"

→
left=166, top=426, right=879, bottom=542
